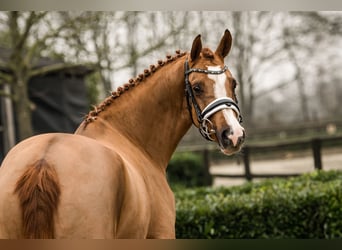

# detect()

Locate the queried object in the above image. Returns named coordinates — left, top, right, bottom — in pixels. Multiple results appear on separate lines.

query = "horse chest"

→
left=115, top=163, right=175, bottom=238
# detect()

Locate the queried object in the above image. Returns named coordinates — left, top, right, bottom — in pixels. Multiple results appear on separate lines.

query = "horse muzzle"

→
left=217, top=125, right=245, bottom=155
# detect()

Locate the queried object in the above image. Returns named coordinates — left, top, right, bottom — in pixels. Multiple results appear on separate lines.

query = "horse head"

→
left=185, top=29, right=245, bottom=155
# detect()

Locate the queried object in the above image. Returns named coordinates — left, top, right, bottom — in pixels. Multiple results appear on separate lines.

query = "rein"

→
left=184, top=59, right=242, bottom=141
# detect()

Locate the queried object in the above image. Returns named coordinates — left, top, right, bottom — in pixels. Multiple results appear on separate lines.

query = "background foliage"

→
left=1, top=11, right=342, bottom=141
left=167, top=152, right=212, bottom=188
left=174, top=170, right=342, bottom=239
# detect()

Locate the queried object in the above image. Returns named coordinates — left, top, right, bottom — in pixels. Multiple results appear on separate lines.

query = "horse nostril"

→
left=238, top=131, right=246, bottom=145
left=241, top=130, right=246, bottom=140
left=217, top=125, right=245, bottom=149
left=220, top=127, right=245, bottom=148
left=219, top=128, right=232, bottom=146
left=235, top=130, right=245, bottom=145
left=221, top=128, right=231, bottom=139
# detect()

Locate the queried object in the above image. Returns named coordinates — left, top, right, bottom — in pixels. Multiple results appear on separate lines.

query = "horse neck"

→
left=76, top=56, right=191, bottom=169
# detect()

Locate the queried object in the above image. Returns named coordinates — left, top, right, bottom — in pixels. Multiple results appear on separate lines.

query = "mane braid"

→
left=83, top=50, right=187, bottom=126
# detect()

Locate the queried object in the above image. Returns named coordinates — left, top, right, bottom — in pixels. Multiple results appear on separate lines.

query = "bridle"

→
left=184, top=59, right=242, bottom=141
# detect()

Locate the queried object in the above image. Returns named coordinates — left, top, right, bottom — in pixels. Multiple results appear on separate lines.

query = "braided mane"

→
left=83, top=50, right=187, bottom=126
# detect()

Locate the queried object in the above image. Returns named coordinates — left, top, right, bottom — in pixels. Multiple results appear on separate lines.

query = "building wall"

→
left=0, top=70, right=90, bottom=162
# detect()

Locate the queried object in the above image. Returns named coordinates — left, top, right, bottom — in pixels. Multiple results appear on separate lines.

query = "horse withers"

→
left=0, top=29, right=244, bottom=238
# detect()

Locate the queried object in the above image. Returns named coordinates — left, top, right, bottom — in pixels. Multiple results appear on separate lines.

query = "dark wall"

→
left=1, top=71, right=90, bottom=162
left=28, top=73, right=89, bottom=134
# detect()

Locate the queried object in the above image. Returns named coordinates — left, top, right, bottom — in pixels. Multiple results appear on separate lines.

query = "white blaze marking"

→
left=207, top=66, right=244, bottom=147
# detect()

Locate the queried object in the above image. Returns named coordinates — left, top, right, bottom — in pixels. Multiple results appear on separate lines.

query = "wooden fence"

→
left=206, top=136, right=342, bottom=182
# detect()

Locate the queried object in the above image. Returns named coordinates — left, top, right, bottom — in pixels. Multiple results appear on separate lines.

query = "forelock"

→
left=201, top=48, right=214, bottom=59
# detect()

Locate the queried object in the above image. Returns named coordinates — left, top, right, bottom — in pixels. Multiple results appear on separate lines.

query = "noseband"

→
left=184, top=59, right=242, bottom=141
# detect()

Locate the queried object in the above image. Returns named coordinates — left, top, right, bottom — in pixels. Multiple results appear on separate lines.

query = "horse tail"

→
left=14, top=159, right=61, bottom=239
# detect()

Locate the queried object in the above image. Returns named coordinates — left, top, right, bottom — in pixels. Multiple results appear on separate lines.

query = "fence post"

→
left=242, top=146, right=252, bottom=181
left=312, top=138, right=322, bottom=170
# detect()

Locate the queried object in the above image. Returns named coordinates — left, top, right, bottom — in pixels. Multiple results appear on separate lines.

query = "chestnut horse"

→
left=0, top=30, right=245, bottom=238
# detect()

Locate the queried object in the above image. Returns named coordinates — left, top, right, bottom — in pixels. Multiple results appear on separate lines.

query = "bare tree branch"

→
left=255, top=78, right=295, bottom=99
left=17, top=12, right=47, bottom=50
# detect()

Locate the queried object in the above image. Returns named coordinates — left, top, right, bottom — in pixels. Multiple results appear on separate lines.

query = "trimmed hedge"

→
left=167, top=152, right=212, bottom=187
left=174, top=170, right=342, bottom=239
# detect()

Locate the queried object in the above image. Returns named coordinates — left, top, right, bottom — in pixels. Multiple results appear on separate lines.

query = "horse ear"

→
left=215, top=29, right=232, bottom=59
left=190, top=34, right=202, bottom=62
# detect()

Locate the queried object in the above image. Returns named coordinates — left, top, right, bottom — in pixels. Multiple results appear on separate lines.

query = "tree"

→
left=116, top=12, right=189, bottom=85
left=57, top=12, right=189, bottom=93
left=230, top=12, right=289, bottom=126
left=278, top=12, right=342, bottom=122
left=0, top=11, right=92, bottom=140
left=6, top=12, right=47, bottom=140
left=228, top=11, right=342, bottom=126
left=2, top=11, right=341, bottom=145
left=0, top=11, right=194, bottom=145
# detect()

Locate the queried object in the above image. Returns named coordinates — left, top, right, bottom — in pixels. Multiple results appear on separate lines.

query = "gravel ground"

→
left=210, top=151, right=342, bottom=187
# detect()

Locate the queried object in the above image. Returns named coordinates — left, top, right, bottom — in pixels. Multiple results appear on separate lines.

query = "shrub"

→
left=167, top=152, right=212, bottom=188
left=175, top=170, right=342, bottom=239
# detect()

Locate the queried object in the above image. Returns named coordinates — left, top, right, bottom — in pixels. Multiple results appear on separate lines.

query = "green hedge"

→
left=167, top=152, right=212, bottom=188
left=175, top=170, right=342, bottom=239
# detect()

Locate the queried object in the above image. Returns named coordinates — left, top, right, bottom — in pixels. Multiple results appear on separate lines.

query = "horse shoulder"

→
left=111, top=157, right=175, bottom=238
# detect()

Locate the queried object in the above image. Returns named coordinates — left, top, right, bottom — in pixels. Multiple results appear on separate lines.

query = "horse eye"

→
left=192, top=84, right=202, bottom=94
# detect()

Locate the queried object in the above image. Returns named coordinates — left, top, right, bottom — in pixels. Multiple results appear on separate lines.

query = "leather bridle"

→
left=184, top=59, right=242, bottom=141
